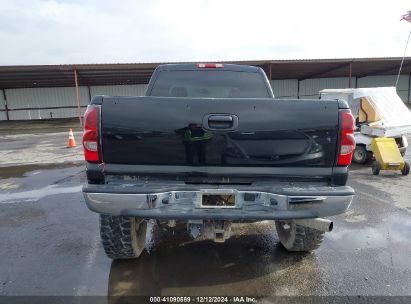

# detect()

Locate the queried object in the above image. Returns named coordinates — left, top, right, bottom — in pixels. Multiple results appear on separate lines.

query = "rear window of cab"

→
left=149, top=70, right=271, bottom=98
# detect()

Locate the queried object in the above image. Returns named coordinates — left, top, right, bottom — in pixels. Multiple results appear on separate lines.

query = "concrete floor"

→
left=0, top=125, right=410, bottom=299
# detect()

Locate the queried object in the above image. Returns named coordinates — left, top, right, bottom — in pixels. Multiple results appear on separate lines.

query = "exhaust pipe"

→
left=294, top=218, right=333, bottom=232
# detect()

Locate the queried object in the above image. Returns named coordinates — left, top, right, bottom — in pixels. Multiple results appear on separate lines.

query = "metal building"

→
left=1, top=57, right=411, bottom=122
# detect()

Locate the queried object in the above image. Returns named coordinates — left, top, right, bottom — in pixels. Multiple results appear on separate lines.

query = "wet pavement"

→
left=0, top=132, right=410, bottom=299
left=0, top=132, right=83, bottom=167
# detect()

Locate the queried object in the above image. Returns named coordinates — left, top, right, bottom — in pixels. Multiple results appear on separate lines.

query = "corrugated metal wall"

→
left=0, top=84, right=147, bottom=120
left=356, top=75, right=409, bottom=102
left=272, top=75, right=410, bottom=101
left=0, top=77, right=409, bottom=121
left=270, top=80, right=298, bottom=98
left=299, top=77, right=355, bottom=99
left=5, top=87, right=89, bottom=120
left=90, top=84, right=147, bottom=97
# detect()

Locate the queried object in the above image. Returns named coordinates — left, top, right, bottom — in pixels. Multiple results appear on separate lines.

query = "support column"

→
left=408, top=75, right=411, bottom=103
left=87, top=85, right=92, bottom=102
left=269, top=63, right=272, bottom=82
left=297, top=80, right=300, bottom=99
left=348, top=62, right=352, bottom=88
left=73, top=69, right=83, bottom=126
left=1, top=89, right=9, bottom=121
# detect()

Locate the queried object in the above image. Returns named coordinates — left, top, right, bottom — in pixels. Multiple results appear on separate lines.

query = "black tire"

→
left=275, top=221, right=324, bottom=252
left=100, top=215, right=147, bottom=260
left=372, top=161, right=381, bottom=175
left=402, top=161, right=410, bottom=176
left=353, top=145, right=370, bottom=164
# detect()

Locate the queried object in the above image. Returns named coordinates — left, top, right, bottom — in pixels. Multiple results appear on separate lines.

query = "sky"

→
left=1, top=0, right=411, bottom=65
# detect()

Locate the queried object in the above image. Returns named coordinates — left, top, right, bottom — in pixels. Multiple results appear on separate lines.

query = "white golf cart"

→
left=320, top=87, right=411, bottom=164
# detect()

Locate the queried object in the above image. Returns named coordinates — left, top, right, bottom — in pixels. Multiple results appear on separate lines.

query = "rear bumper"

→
left=83, top=183, right=354, bottom=220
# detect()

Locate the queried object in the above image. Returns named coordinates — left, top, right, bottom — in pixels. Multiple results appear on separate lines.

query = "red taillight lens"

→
left=196, top=63, right=224, bottom=68
left=337, top=111, right=355, bottom=166
left=83, top=106, right=100, bottom=162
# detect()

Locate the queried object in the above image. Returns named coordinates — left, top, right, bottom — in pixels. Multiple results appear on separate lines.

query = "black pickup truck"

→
left=82, top=63, right=355, bottom=259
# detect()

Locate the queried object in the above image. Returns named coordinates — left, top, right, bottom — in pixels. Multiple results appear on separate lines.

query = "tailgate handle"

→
left=204, top=114, right=238, bottom=131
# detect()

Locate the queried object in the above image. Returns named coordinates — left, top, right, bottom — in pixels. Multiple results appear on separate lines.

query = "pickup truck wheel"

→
left=100, top=215, right=147, bottom=260
left=275, top=221, right=324, bottom=252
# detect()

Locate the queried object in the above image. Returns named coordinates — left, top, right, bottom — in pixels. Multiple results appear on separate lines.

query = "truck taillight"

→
left=337, top=111, right=355, bottom=166
left=83, top=106, right=100, bottom=162
left=196, top=63, right=224, bottom=68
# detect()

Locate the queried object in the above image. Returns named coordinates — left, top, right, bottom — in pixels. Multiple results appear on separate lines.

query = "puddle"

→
left=0, top=184, right=83, bottom=204
left=330, top=214, right=411, bottom=249
left=0, top=162, right=83, bottom=179
left=108, top=221, right=318, bottom=296
left=327, top=214, right=411, bottom=271
left=329, top=226, right=389, bottom=249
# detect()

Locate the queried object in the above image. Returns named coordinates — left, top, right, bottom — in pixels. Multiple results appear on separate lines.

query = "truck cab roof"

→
left=156, top=63, right=262, bottom=73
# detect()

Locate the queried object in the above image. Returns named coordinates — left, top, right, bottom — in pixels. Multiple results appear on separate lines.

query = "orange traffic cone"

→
left=67, top=128, right=77, bottom=148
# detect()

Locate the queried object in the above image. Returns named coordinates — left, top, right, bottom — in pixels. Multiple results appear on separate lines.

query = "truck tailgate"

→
left=101, top=97, right=339, bottom=167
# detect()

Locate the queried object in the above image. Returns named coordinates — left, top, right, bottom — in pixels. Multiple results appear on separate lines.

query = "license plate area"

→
left=199, top=189, right=238, bottom=208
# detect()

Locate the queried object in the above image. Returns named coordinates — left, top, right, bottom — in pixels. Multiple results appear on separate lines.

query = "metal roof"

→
left=1, top=57, right=411, bottom=89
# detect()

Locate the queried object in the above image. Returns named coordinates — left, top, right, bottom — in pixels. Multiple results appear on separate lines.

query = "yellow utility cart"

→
left=371, top=137, right=410, bottom=175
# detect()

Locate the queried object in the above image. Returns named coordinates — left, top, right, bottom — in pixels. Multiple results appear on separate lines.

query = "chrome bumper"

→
left=83, top=186, right=354, bottom=220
